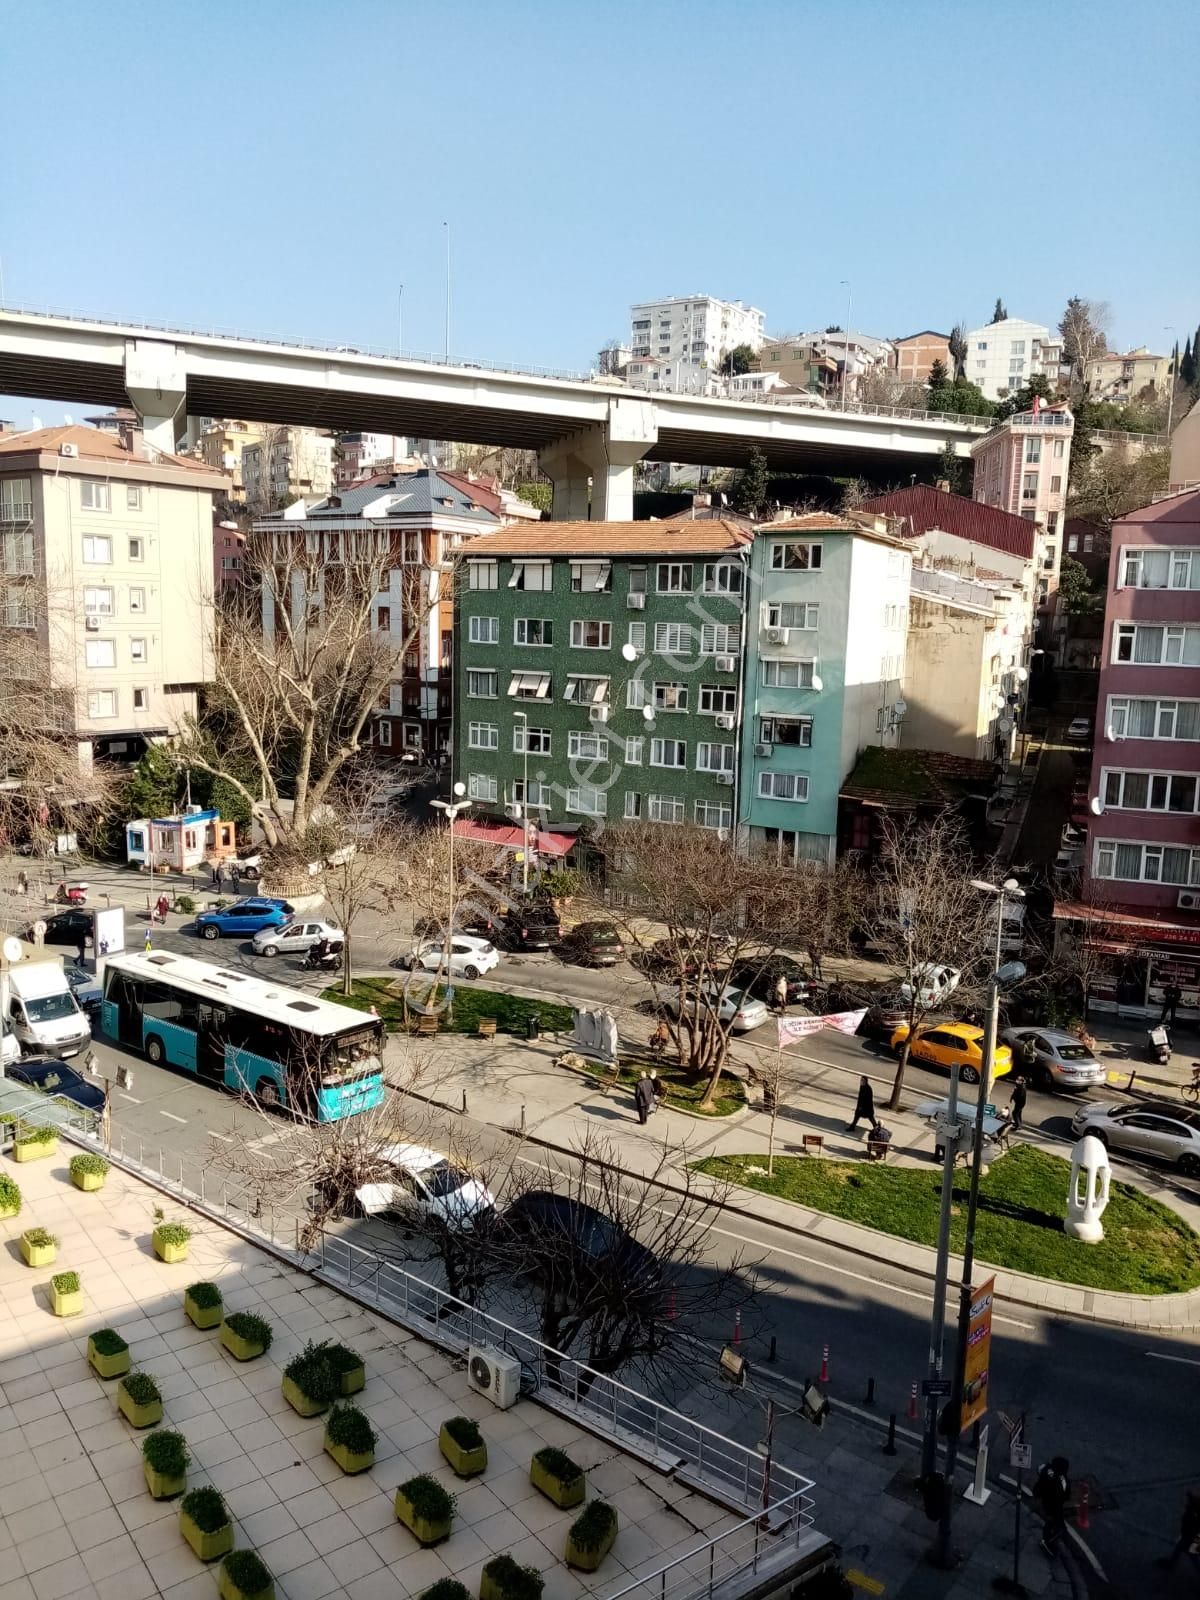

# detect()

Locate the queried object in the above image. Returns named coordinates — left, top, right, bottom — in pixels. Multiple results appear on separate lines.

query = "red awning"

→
left=451, top=819, right=574, bottom=858
left=1053, top=898, right=1200, bottom=948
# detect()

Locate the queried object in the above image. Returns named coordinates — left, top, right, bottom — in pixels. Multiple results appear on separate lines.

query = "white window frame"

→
left=467, top=669, right=498, bottom=699
left=570, top=560, right=611, bottom=593
left=762, top=659, right=815, bottom=688
left=1113, top=622, right=1200, bottom=668
left=760, top=716, right=813, bottom=747
left=695, top=742, right=734, bottom=774
left=129, top=586, right=146, bottom=613
left=130, top=637, right=147, bottom=663
left=126, top=486, right=142, bottom=510
left=469, top=615, right=499, bottom=645
left=627, top=621, right=646, bottom=653
left=566, top=784, right=606, bottom=817
left=467, top=559, right=498, bottom=590
left=650, top=737, right=687, bottom=769
left=624, top=791, right=642, bottom=819
left=563, top=675, right=609, bottom=705
left=699, top=622, right=739, bottom=655
left=758, top=771, right=810, bottom=803
left=87, top=689, right=117, bottom=718
left=647, top=793, right=684, bottom=823
left=131, top=687, right=148, bottom=711
left=653, top=622, right=693, bottom=654
left=0, top=478, right=33, bottom=520
left=699, top=684, right=738, bottom=716
left=468, top=773, right=499, bottom=803
left=1100, top=767, right=1200, bottom=814
left=83, top=586, right=114, bottom=616
left=625, top=736, right=644, bottom=765
left=377, top=719, right=393, bottom=748
left=509, top=671, right=552, bottom=700
left=702, top=560, right=744, bottom=595
left=468, top=722, right=499, bottom=750
left=511, top=778, right=552, bottom=809
left=626, top=677, right=647, bottom=710
left=1093, top=838, right=1200, bottom=886
left=765, top=601, right=819, bottom=630
left=656, top=562, right=693, bottom=593
left=84, top=638, right=116, bottom=669
left=514, top=617, right=553, bottom=646
left=82, top=535, right=112, bottom=565
left=770, top=541, right=821, bottom=571
left=568, top=731, right=609, bottom=762
left=694, top=801, right=732, bottom=830
left=509, top=559, right=553, bottom=591
left=80, top=481, right=111, bottom=512
left=652, top=681, right=688, bottom=712
left=128, top=535, right=144, bottom=562
left=570, top=619, right=612, bottom=650
left=514, top=724, right=551, bottom=754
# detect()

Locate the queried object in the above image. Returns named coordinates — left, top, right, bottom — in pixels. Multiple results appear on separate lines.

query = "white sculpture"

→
left=1065, top=1133, right=1111, bottom=1243
left=572, top=1007, right=619, bottom=1064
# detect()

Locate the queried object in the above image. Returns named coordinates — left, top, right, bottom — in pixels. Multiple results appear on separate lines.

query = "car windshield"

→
left=420, top=1160, right=472, bottom=1199
left=1057, top=1044, right=1093, bottom=1061
left=24, top=993, right=79, bottom=1024
left=22, top=1063, right=82, bottom=1092
left=590, top=928, right=619, bottom=944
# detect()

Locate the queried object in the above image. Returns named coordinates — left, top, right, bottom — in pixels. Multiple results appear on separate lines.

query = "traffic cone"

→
left=907, top=1381, right=918, bottom=1421
left=819, top=1344, right=830, bottom=1383
left=1076, top=1483, right=1090, bottom=1531
left=733, top=1310, right=742, bottom=1347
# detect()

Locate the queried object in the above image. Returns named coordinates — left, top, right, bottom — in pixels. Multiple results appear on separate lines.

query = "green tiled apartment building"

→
left=453, top=521, right=751, bottom=836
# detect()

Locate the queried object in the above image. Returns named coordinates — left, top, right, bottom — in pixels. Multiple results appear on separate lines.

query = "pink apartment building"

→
left=1054, top=489, right=1200, bottom=1020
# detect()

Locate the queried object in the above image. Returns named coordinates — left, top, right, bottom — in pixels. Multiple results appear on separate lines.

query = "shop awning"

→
left=451, top=819, right=574, bottom=857
left=1053, top=898, right=1200, bottom=948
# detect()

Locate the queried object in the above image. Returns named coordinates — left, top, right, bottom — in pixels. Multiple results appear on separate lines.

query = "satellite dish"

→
left=2, top=935, right=23, bottom=963
left=893, top=698, right=907, bottom=717
left=811, top=675, right=824, bottom=692
left=621, top=643, right=638, bottom=662
left=642, top=705, right=655, bottom=723
left=1089, top=795, right=1104, bottom=816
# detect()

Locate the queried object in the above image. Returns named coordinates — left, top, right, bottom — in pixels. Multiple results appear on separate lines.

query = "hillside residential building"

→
left=1084, top=347, right=1171, bottom=403
left=213, top=518, right=245, bottom=596
left=1056, top=490, right=1200, bottom=1021
left=752, top=340, right=840, bottom=398
left=1169, top=398, right=1200, bottom=493
left=628, top=296, right=765, bottom=393
left=242, top=427, right=334, bottom=511
left=738, top=513, right=912, bottom=867
left=453, top=521, right=751, bottom=840
left=195, top=419, right=264, bottom=500
left=255, top=470, right=500, bottom=758
left=782, top=331, right=893, bottom=402
left=891, top=330, right=952, bottom=385
left=334, top=433, right=414, bottom=487
left=962, top=317, right=1062, bottom=401
left=0, top=423, right=226, bottom=766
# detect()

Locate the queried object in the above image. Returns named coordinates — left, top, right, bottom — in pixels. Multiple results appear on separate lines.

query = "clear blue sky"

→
left=2, top=0, right=1197, bottom=422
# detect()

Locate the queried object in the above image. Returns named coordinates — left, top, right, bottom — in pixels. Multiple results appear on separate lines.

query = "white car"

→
left=406, top=934, right=499, bottom=980
left=252, top=919, right=342, bottom=957
left=898, top=964, right=961, bottom=1009
left=355, top=1143, right=496, bottom=1226
left=660, top=981, right=770, bottom=1032
left=1066, top=717, right=1092, bottom=744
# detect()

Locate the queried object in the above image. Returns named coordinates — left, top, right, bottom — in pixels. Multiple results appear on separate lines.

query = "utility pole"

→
left=921, top=1061, right=963, bottom=1481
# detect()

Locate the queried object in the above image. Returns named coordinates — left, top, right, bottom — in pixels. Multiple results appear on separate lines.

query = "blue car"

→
left=195, top=897, right=294, bottom=941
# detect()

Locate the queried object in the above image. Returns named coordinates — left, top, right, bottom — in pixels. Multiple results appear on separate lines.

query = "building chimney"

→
left=692, top=491, right=712, bottom=510
left=119, top=419, right=150, bottom=459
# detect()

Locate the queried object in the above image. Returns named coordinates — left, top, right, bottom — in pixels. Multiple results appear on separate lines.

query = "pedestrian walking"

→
left=634, top=1071, right=655, bottom=1125
left=649, top=1068, right=664, bottom=1104
left=773, top=973, right=789, bottom=1013
left=16, top=869, right=27, bottom=897
left=807, top=947, right=824, bottom=982
left=76, top=934, right=87, bottom=966
left=156, top=893, right=170, bottom=925
left=1034, top=1456, right=1070, bottom=1556
left=1009, top=1075, right=1028, bottom=1133
left=1161, top=982, right=1183, bottom=1025
left=846, top=1074, right=875, bottom=1132
left=1158, top=1489, right=1200, bottom=1571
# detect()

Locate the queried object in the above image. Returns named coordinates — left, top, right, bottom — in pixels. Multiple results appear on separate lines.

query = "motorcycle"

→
left=54, top=881, right=89, bottom=906
left=1147, top=1024, right=1171, bottom=1066
left=303, top=944, right=344, bottom=973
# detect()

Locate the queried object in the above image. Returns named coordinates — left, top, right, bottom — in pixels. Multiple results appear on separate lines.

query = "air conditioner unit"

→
left=716, top=655, right=736, bottom=673
left=59, top=442, right=79, bottom=459
left=589, top=704, right=610, bottom=724
left=85, top=615, right=101, bottom=631
left=765, top=626, right=787, bottom=645
left=754, top=741, right=772, bottom=757
left=467, top=1345, right=520, bottom=1409
left=1178, top=890, right=1200, bottom=911
left=715, top=713, right=736, bottom=730
left=627, top=592, right=646, bottom=609
left=715, top=772, right=735, bottom=786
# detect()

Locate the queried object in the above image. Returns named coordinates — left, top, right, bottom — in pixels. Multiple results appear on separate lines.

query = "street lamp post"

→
left=430, top=785, right=469, bottom=967
left=513, top=711, right=530, bottom=898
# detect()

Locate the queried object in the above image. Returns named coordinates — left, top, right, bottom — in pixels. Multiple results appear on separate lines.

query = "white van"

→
left=1, top=961, right=91, bottom=1058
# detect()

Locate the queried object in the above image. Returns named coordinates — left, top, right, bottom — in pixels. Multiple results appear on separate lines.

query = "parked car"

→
left=898, top=964, right=962, bottom=1009
left=726, top=956, right=809, bottom=1008
left=24, top=909, right=93, bottom=948
left=632, top=933, right=734, bottom=978
left=406, top=934, right=499, bottom=980
left=354, top=1143, right=495, bottom=1227
left=1000, top=1027, right=1107, bottom=1093
left=496, top=903, right=562, bottom=952
left=1065, top=717, right=1092, bottom=744
left=413, top=909, right=499, bottom=942
left=860, top=990, right=913, bottom=1040
left=251, top=919, right=342, bottom=958
left=3, top=1054, right=107, bottom=1115
left=889, top=1020, right=1013, bottom=1085
left=62, top=961, right=102, bottom=1014
left=1071, top=1101, right=1200, bottom=1177
left=194, top=897, right=294, bottom=940
left=558, top=921, right=625, bottom=967
left=500, top=1191, right=659, bottom=1288
left=660, top=981, right=770, bottom=1033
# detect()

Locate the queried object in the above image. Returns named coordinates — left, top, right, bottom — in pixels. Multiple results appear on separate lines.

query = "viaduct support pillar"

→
left=124, top=339, right=189, bottom=454
left=539, top=398, right=658, bottom=521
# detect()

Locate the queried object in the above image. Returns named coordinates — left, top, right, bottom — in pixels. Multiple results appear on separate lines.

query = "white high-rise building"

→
left=963, top=316, right=1063, bottom=401
left=627, top=295, right=765, bottom=394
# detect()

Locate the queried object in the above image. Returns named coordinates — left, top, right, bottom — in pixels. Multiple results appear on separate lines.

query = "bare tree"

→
left=1051, top=875, right=1138, bottom=1024
left=1059, top=297, right=1112, bottom=390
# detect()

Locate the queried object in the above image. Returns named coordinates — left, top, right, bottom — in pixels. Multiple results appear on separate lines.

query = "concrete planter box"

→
left=51, top=1283, right=83, bottom=1317
left=324, top=1436, right=375, bottom=1475
left=0, top=1199, right=19, bottom=1221
left=565, top=1509, right=619, bottom=1572
left=337, top=1361, right=365, bottom=1396
left=439, top=1424, right=487, bottom=1479
left=219, top=1322, right=267, bottom=1361
left=14, top=1138, right=56, bottom=1163
left=217, top=1565, right=275, bottom=1600
left=118, top=1382, right=163, bottom=1429
left=71, top=1168, right=106, bottom=1192
left=530, top=1455, right=585, bottom=1509
left=394, top=1487, right=453, bottom=1546
left=20, top=1233, right=57, bottom=1267
left=185, top=1289, right=222, bottom=1329
left=153, top=1230, right=189, bottom=1263
left=282, top=1372, right=330, bottom=1418
left=179, top=1506, right=234, bottom=1562
left=143, top=1459, right=187, bottom=1500
left=87, top=1336, right=130, bottom=1380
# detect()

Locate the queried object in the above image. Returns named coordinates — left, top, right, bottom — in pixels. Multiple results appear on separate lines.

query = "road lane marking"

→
left=158, top=1110, right=187, bottom=1124
left=1146, top=1351, right=1200, bottom=1367
left=118, top=1093, right=141, bottom=1104
left=208, top=1131, right=233, bottom=1144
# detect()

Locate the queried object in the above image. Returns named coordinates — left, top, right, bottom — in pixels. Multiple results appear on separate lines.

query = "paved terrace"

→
left=0, top=1151, right=818, bottom=1600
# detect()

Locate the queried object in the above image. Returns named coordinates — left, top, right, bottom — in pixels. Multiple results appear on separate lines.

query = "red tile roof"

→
left=461, top=519, right=752, bottom=556
left=857, top=485, right=1035, bottom=560
left=0, top=423, right=218, bottom=477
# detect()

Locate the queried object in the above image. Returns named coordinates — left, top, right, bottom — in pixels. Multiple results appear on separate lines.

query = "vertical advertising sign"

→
left=961, top=1275, right=995, bottom=1432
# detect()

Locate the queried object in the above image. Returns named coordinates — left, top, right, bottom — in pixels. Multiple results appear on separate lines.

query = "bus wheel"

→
left=256, top=1079, right=281, bottom=1108
left=146, top=1036, right=165, bottom=1065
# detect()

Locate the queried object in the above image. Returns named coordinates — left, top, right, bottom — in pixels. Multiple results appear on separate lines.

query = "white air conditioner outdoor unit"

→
left=754, top=741, right=772, bottom=757
left=59, top=442, right=78, bottom=459
left=716, top=655, right=736, bottom=673
left=765, top=626, right=787, bottom=645
left=589, top=704, right=610, bottom=723
left=715, top=772, right=735, bottom=786
left=467, top=1345, right=520, bottom=1409
left=1177, top=889, right=1200, bottom=911
left=715, top=713, right=736, bottom=730
left=85, top=615, right=101, bottom=631
left=627, top=592, right=646, bottom=609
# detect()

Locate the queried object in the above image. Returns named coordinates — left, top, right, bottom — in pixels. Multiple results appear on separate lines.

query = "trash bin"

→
left=526, top=1014, right=540, bottom=1041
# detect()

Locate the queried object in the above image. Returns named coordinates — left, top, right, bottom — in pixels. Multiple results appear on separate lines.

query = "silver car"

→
left=251, top=918, right=341, bottom=957
left=1001, top=1028, right=1107, bottom=1093
left=1071, top=1101, right=1200, bottom=1177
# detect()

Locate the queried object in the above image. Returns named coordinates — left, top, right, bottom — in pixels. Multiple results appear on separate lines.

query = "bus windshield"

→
left=322, top=1025, right=384, bottom=1086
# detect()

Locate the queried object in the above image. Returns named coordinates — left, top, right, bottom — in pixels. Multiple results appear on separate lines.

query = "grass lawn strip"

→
left=570, top=1054, right=746, bottom=1118
left=693, top=1145, right=1200, bottom=1295
left=327, top=976, right=574, bottom=1037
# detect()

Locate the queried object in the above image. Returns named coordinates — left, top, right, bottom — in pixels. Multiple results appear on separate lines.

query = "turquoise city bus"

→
left=100, top=949, right=385, bottom=1121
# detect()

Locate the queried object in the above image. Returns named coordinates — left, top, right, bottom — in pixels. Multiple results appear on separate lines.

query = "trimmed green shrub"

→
left=153, top=1221, right=192, bottom=1247
left=90, top=1328, right=129, bottom=1357
left=0, top=1173, right=20, bottom=1214
left=533, top=1446, right=582, bottom=1486
left=180, top=1486, right=230, bottom=1533
left=568, top=1499, right=617, bottom=1553
left=399, top=1474, right=456, bottom=1524
left=175, top=895, right=197, bottom=914
left=185, top=1281, right=222, bottom=1309
left=143, top=1429, right=189, bottom=1477
left=325, top=1404, right=376, bottom=1455
left=222, top=1550, right=272, bottom=1594
left=70, top=1153, right=110, bottom=1179
left=441, top=1416, right=482, bottom=1452
left=14, top=1124, right=55, bottom=1148
left=324, top=1343, right=362, bottom=1377
left=223, top=1312, right=272, bottom=1351
left=122, top=1371, right=162, bottom=1407
left=284, top=1340, right=339, bottom=1406
left=22, top=1227, right=58, bottom=1249
left=420, top=1583, right=471, bottom=1600
left=51, top=1271, right=80, bottom=1295
left=481, top=1556, right=545, bottom=1600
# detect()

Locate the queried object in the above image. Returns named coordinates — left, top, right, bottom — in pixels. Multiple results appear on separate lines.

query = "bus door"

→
left=105, top=971, right=145, bottom=1050
left=196, top=1003, right=229, bottom=1084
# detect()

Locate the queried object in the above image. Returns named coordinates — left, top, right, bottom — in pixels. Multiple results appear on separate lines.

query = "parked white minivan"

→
left=1, top=960, right=91, bottom=1058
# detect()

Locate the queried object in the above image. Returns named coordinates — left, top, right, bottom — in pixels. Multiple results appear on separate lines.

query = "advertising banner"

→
left=777, top=1010, right=867, bottom=1047
left=961, top=1275, right=995, bottom=1432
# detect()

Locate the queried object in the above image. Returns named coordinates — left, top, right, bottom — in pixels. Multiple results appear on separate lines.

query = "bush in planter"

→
left=439, top=1415, right=487, bottom=1478
left=394, top=1473, right=456, bottom=1546
left=184, top=1280, right=223, bottom=1329
left=529, top=1445, right=585, bottom=1509
left=88, top=1328, right=131, bottom=1380
left=20, top=1226, right=58, bottom=1267
left=419, top=1583, right=471, bottom=1600
left=152, top=1218, right=193, bottom=1263
left=282, top=1340, right=339, bottom=1417
left=118, top=1370, right=164, bottom=1428
left=180, top=1485, right=234, bottom=1561
left=142, top=1428, right=189, bottom=1499
left=220, top=1311, right=272, bottom=1361
left=480, top=1555, right=545, bottom=1600
left=218, top=1549, right=274, bottom=1600
left=565, top=1500, right=619, bottom=1572
left=323, top=1403, right=377, bottom=1474
left=0, top=1172, right=20, bottom=1218
left=69, top=1152, right=110, bottom=1192
left=13, top=1124, right=56, bottom=1163
left=50, top=1269, right=83, bottom=1317
left=325, top=1341, right=365, bottom=1395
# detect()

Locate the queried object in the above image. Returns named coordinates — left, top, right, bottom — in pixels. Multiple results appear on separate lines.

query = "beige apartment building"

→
left=196, top=418, right=264, bottom=499
left=1084, top=346, right=1171, bottom=403
left=0, top=423, right=226, bottom=767
left=242, top=426, right=334, bottom=512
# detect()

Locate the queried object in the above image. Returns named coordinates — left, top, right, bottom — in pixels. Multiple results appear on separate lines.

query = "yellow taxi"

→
left=888, top=1020, right=1013, bottom=1085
